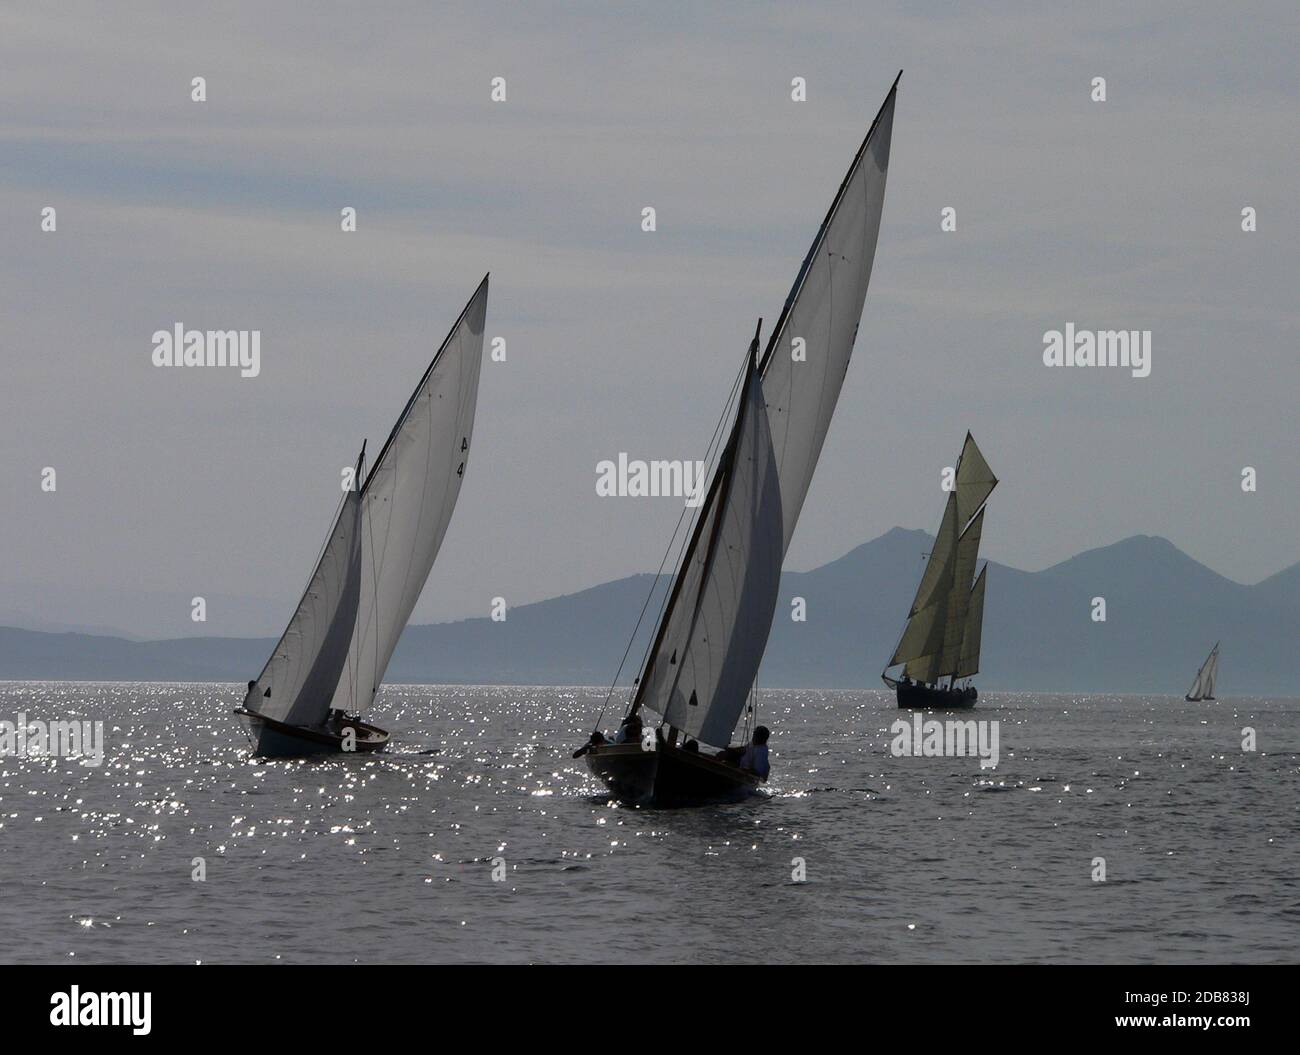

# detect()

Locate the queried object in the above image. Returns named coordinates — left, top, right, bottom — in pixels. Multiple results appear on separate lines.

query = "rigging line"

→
left=592, top=348, right=750, bottom=732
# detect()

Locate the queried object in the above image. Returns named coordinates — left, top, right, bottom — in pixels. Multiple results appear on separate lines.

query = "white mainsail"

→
left=759, top=73, right=898, bottom=553
left=887, top=433, right=996, bottom=684
left=1186, top=643, right=1220, bottom=701
left=243, top=457, right=365, bottom=730
left=633, top=354, right=784, bottom=747
left=330, top=276, right=489, bottom=715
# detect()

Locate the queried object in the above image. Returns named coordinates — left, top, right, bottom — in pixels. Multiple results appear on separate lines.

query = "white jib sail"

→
left=636, top=359, right=784, bottom=748
left=244, top=481, right=364, bottom=729
left=330, top=276, right=489, bottom=715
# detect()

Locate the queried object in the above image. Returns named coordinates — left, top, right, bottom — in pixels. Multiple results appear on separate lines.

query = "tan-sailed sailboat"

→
left=883, top=432, right=996, bottom=709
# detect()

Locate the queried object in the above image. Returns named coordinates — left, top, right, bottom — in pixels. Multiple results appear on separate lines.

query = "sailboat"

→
left=579, top=73, right=899, bottom=804
left=882, top=432, right=996, bottom=710
left=1185, top=643, right=1220, bottom=701
left=236, top=275, right=489, bottom=757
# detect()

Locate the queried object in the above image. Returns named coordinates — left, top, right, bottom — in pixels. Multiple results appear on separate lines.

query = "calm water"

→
left=0, top=682, right=1296, bottom=964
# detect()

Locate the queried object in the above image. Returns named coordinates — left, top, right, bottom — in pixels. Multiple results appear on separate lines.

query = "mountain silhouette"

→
left=0, top=529, right=1294, bottom=693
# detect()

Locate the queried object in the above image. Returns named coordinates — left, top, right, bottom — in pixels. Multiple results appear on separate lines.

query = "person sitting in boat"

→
left=738, top=726, right=771, bottom=782
left=611, top=713, right=643, bottom=745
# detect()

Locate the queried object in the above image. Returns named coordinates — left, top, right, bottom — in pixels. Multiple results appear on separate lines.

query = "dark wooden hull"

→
left=235, top=708, right=389, bottom=758
left=586, top=737, right=760, bottom=806
left=884, top=676, right=978, bottom=710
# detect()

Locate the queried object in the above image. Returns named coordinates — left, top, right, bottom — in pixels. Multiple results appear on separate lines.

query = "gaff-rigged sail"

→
left=330, top=276, right=489, bottom=716
left=759, top=72, right=899, bottom=553
left=244, top=447, right=365, bottom=730
left=631, top=345, right=783, bottom=748
left=886, top=433, right=996, bottom=684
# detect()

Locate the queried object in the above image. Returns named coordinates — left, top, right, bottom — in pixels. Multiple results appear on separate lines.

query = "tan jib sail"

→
left=885, top=433, right=996, bottom=685
left=955, top=564, right=987, bottom=679
left=1185, top=643, right=1220, bottom=701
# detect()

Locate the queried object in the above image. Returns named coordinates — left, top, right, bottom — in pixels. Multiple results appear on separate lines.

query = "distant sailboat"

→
left=883, top=432, right=996, bottom=709
left=236, top=276, right=489, bottom=757
left=1185, top=643, right=1220, bottom=701
left=579, top=73, right=899, bottom=804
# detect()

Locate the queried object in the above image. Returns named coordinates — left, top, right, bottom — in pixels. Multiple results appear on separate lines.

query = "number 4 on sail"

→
left=235, top=276, right=489, bottom=757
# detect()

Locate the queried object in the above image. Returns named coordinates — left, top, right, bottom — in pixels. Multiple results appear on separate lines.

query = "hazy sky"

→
left=2, top=2, right=1296, bottom=639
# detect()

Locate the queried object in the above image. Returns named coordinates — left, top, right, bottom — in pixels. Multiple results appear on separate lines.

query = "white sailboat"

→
left=237, top=276, right=489, bottom=757
left=883, top=432, right=996, bottom=709
left=580, top=73, right=899, bottom=804
left=1185, top=643, right=1220, bottom=702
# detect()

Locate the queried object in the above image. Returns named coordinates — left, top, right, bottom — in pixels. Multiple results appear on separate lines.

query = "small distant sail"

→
left=330, top=276, right=489, bottom=715
left=244, top=450, right=365, bottom=729
left=632, top=348, right=784, bottom=748
left=759, top=73, right=898, bottom=553
left=1185, top=643, right=1220, bottom=701
left=886, top=434, right=996, bottom=685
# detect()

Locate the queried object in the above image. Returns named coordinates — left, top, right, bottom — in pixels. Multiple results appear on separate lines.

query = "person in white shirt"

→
left=737, top=726, right=770, bottom=782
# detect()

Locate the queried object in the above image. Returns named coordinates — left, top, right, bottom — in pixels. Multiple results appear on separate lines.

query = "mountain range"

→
left=0, top=529, right=1294, bottom=693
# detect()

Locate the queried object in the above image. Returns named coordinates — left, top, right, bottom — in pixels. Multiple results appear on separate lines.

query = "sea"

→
left=0, top=683, right=1295, bottom=964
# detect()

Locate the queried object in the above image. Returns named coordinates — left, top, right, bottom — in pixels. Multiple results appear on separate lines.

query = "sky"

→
left=1, top=2, right=1296, bottom=639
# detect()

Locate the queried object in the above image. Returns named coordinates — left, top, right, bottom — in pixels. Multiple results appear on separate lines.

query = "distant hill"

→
left=0, top=529, right=1295, bottom=693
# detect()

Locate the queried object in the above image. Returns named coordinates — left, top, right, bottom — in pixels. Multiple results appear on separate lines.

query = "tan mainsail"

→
left=955, top=565, right=987, bottom=679
left=886, top=433, right=996, bottom=684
